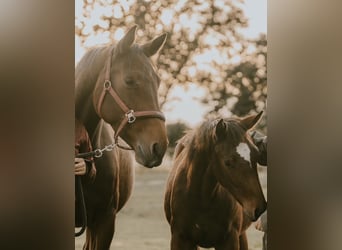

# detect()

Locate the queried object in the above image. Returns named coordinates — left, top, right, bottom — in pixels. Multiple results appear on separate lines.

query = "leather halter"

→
left=95, top=46, right=165, bottom=150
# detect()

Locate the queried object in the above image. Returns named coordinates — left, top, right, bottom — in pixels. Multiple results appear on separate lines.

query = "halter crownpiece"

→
left=96, top=46, right=166, bottom=150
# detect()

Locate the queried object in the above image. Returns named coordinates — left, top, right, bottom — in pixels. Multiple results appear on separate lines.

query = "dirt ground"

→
left=75, top=156, right=267, bottom=250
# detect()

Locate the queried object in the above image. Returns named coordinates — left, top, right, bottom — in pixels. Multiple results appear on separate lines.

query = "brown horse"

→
left=75, top=25, right=168, bottom=249
left=164, top=112, right=267, bottom=250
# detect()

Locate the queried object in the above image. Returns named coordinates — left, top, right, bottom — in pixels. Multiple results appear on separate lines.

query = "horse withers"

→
left=75, top=25, right=168, bottom=249
left=164, top=112, right=267, bottom=250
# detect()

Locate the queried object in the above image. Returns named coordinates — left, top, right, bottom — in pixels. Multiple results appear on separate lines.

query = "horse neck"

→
left=75, top=93, right=99, bottom=137
left=75, top=47, right=109, bottom=136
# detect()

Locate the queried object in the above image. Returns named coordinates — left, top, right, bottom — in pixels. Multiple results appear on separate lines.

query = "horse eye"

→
left=224, top=160, right=234, bottom=168
left=125, top=78, right=136, bottom=86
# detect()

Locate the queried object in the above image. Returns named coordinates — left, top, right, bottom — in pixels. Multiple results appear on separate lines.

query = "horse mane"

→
left=75, top=46, right=108, bottom=103
left=175, top=118, right=247, bottom=189
left=76, top=46, right=108, bottom=78
left=180, top=118, right=246, bottom=165
left=214, top=119, right=246, bottom=146
left=114, top=44, right=159, bottom=77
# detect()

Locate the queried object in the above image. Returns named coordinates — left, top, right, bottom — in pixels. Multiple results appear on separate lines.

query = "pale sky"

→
left=75, top=0, right=267, bottom=127
left=240, top=0, right=267, bottom=39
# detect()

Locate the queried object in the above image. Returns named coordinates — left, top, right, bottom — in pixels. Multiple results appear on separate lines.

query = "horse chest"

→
left=190, top=192, right=242, bottom=241
left=189, top=210, right=238, bottom=247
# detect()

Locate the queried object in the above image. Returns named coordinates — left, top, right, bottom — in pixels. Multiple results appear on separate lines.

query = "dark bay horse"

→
left=164, top=112, right=267, bottom=250
left=75, top=25, right=168, bottom=249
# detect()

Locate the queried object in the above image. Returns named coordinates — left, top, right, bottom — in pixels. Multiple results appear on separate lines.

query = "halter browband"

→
left=96, top=46, right=165, bottom=150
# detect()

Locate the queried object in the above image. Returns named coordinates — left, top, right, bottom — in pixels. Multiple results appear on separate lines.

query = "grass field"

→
left=75, top=156, right=267, bottom=250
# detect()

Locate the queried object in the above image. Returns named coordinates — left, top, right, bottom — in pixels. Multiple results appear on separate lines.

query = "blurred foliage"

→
left=166, top=122, right=189, bottom=156
left=204, top=35, right=267, bottom=116
left=76, top=0, right=267, bottom=124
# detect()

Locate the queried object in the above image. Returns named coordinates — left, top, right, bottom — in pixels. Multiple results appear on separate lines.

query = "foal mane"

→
left=175, top=118, right=248, bottom=190
left=181, top=118, right=247, bottom=164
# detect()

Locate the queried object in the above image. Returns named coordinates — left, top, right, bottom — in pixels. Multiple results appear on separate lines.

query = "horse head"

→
left=212, top=111, right=267, bottom=221
left=92, top=26, right=168, bottom=168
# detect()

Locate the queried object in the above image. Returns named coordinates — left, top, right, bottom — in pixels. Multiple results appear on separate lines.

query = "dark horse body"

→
left=75, top=26, right=168, bottom=249
left=164, top=112, right=267, bottom=250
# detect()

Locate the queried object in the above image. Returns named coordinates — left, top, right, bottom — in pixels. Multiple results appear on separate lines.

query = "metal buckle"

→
left=126, top=110, right=136, bottom=124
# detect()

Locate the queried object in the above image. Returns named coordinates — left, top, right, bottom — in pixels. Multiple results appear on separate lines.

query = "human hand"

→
left=255, top=210, right=267, bottom=232
left=75, top=157, right=86, bottom=176
left=250, top=131, right=267, bottom=166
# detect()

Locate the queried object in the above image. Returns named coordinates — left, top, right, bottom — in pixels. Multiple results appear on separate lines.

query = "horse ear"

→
left=215, top=119, right=227, bottom=140
left=142, top=33, right=167, bottom=57
left=117, top=25, right=138, bottom=53
left=240, top=111, right=263, bottom=131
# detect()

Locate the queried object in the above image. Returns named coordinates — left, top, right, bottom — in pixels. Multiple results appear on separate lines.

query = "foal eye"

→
left=224, top=160, right=234, bottom=168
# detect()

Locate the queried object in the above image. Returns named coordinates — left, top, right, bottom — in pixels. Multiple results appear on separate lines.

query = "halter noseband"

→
left=95, top=46, right=165, bottom=150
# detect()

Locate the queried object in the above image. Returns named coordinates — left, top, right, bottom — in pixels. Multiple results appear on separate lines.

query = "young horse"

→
left=164, top=112, right=267, bottom=250
left=75, top=26, right=168, bottom=249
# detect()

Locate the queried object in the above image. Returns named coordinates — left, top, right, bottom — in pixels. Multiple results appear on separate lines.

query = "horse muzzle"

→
left=135, top=141, right=167, bottom=168
left=252, top=201, right=267, bottom=222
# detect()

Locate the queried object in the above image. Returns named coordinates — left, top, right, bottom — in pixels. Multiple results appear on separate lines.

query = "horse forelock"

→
left=112, top=44, right=159, bottom=81
left=222, top=119, right=246, bottom=147
left=184, top=119, right=248, bottom=163
left=184, top=120, right=219, bottom=161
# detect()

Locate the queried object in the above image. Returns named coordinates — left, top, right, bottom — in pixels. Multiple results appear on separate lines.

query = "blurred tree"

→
left=203, top=34, right=267, bottom=120
left=76, top=0, right=266, bottom=121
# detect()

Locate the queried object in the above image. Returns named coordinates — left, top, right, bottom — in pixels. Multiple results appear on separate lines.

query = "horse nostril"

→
left=152, top=142, right=163, bottom=157
left=254, top=202, right=267, bottom=220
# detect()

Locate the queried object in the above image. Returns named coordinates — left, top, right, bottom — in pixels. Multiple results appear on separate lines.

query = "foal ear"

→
left=117, top=25, right=137, bottom=54
left=215, top=119, right=227, bottom=140
left=240, top=111, right=263, bottom=131
left=142, top=33, right=167, bottom=57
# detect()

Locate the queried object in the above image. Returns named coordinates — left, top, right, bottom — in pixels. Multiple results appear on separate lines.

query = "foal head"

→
left=92, top=26, right=168, bottom=167
left=211, top=112, right=266, bottom=221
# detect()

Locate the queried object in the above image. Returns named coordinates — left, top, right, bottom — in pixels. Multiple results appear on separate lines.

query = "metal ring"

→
left=126, top=110, right=136, bottom=124
left=104, top=80, right=112, bottom=90
left=94, top=149, right=103, bottom=158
